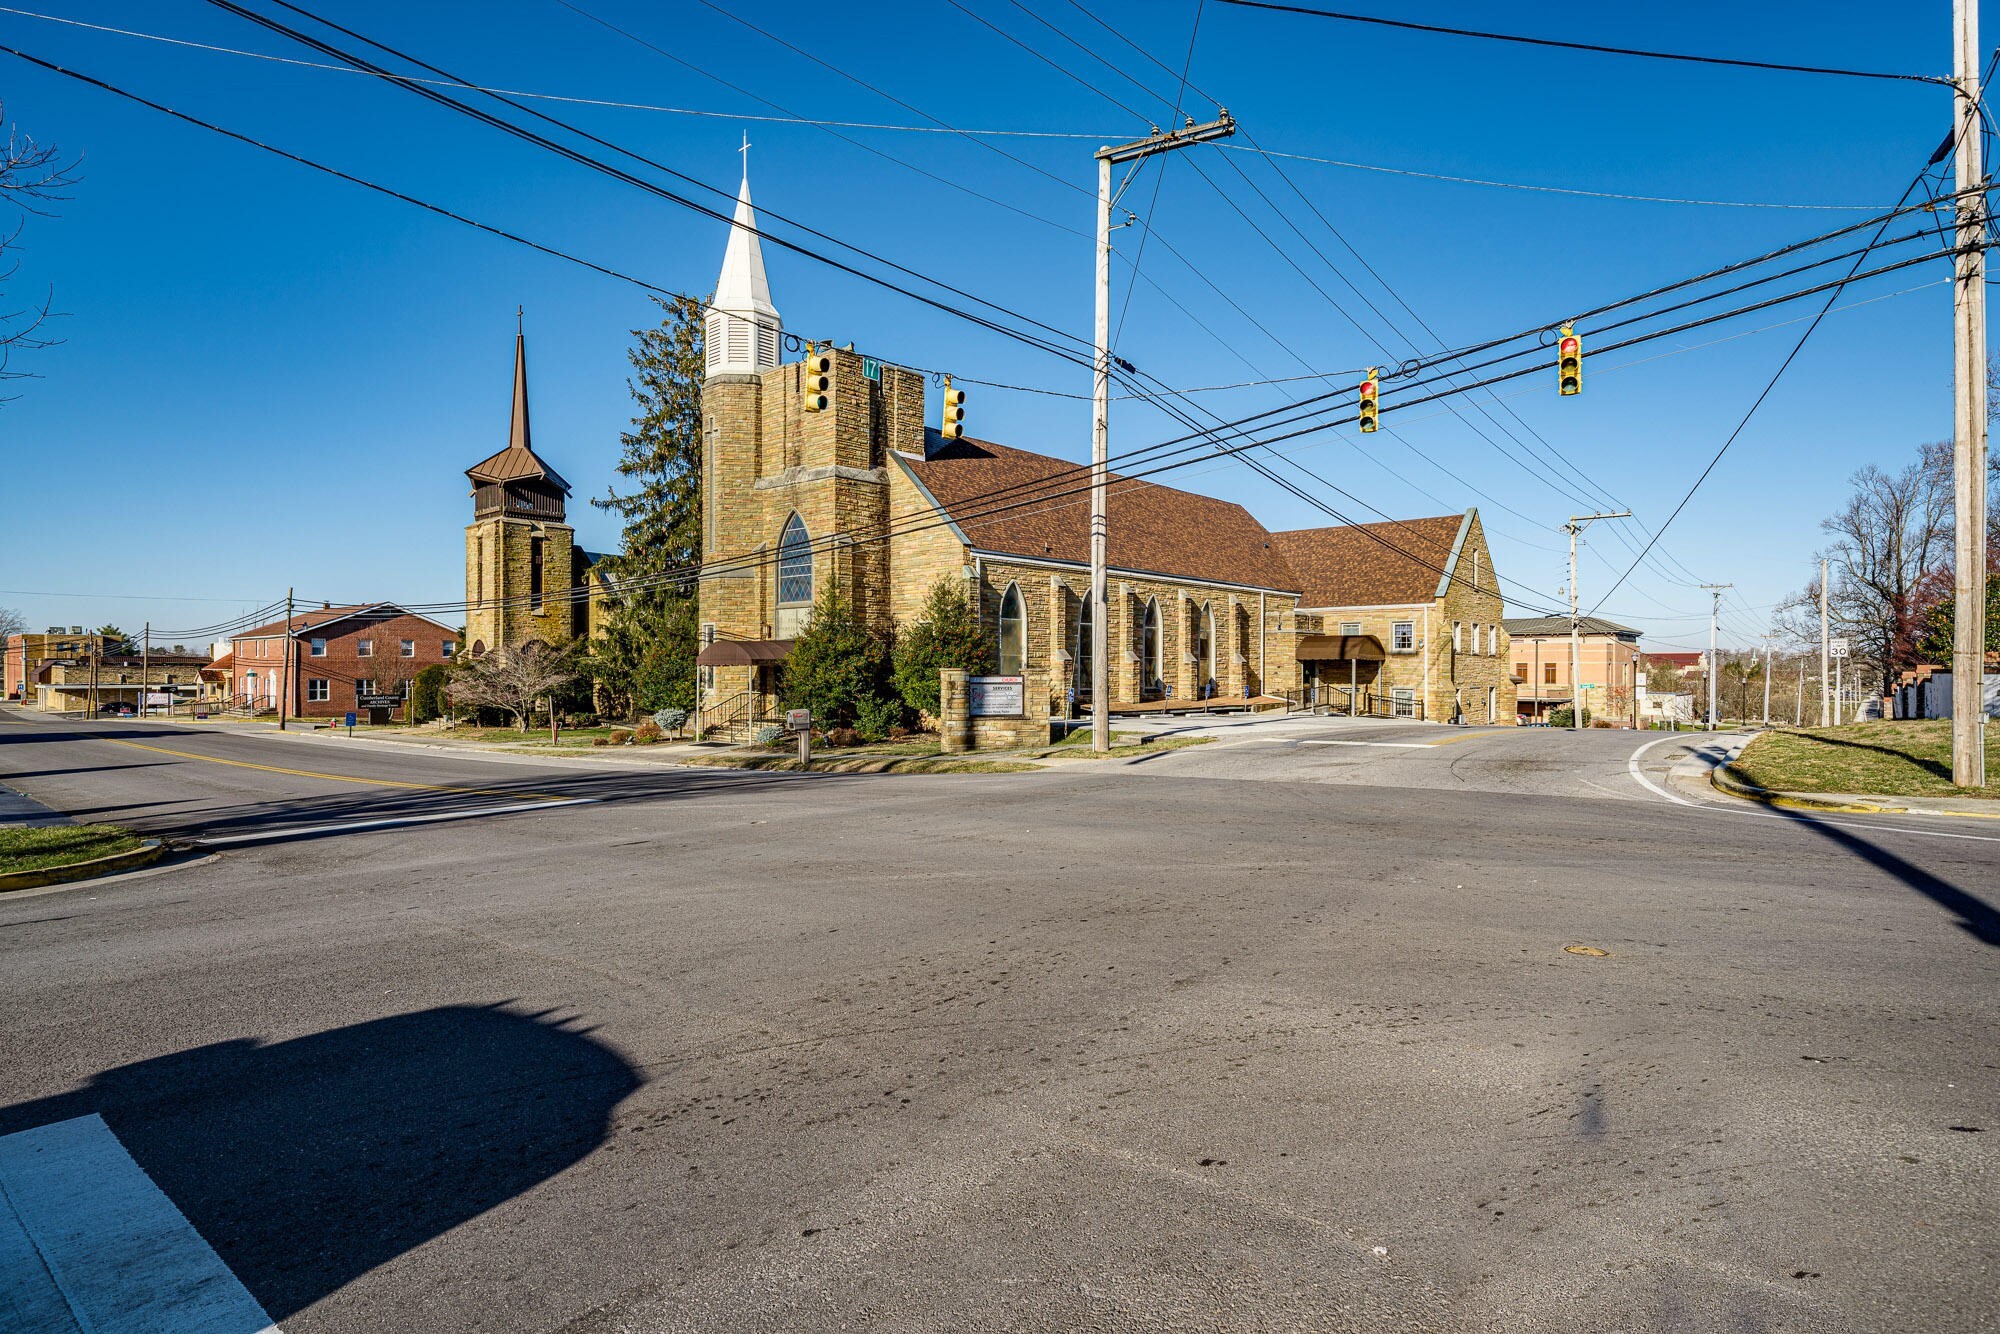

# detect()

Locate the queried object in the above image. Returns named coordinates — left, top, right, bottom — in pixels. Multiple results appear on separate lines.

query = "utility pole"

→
left=277, top=587, right=294, bottom=732
left=1091, top=113, right=1236, bottom=752
left=1819, top=557, right=1831, bottom=727
left=1952, top=0, right=1990, bottom=786
left=1762, top=634, right=1772, bottom=726
left=1563, top=510, right=1630, bottom=731
left=141, top=622, right=149, bottom=719
left=1701, top=583, right=1733, bottom=730
left=1796, top=658, right=1805, bottom=725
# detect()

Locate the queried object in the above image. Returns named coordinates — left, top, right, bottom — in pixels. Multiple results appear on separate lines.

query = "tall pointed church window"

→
left=777, top=514, right=813, bottom=607
left=998, top=583, right=1026, bottom=676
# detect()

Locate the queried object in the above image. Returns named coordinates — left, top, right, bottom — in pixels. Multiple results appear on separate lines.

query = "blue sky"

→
left=0, top=1, right=1986, bottom=652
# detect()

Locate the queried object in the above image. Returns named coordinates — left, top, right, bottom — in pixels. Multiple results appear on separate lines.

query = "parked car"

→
left=96, top=702, right=136, bottom=718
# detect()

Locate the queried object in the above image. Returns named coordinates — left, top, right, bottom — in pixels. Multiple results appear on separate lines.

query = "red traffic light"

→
left=1559, top=336, right=1579, bottom=356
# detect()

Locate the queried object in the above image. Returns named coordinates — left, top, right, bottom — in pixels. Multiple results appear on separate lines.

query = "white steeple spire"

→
left=706, top=151, right=782, bottom=377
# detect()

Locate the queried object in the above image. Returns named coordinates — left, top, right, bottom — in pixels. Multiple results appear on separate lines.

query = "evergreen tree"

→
left=780, top=587, right=892, bottom=729
left=1915, top=571, right=2000, bottom=664
left=892, top=576, right=994, bottom=717
left=588, top=294, right=704, bottom=717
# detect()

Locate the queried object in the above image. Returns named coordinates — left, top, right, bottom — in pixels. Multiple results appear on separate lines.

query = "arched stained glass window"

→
left=776, top=514, right=813, bottom=606
left=1073, top=592, right=1094, bottom=696
left=1197, top=602, right=1216, bottom=684
left=1141, top=598, right=1162, bottom=693
left=998, top=584, right=1026, bottom=676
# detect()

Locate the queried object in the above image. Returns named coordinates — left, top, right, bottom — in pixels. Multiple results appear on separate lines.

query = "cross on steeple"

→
left=739, top=131, right=751, bottom=172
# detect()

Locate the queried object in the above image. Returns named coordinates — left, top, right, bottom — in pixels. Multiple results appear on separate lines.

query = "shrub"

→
left=609, top=727, right=634, bottom=745
left=634, top=719, right=663, bottom=743
left=893, top=576, right=993, bottom=718
left=651, top=707, right=688, bottom=736
left=780, top=587, right=893, bottom=728
left=855, top=693, right=904, bottom=743
left=826, top=726, right=862, bottom=748
left=753, top=723, right=785, bottom=747
left=1548, top=705, right=1591, bottom=729
left=409, top=664, right=450, bottom=725
left=590, top=736, right=610, bottom=747
left=888, top=724, right=911, bottom=741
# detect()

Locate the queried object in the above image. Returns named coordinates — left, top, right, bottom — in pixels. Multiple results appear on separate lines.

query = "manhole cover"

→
left=1563, top=945, right=1611, bottom=957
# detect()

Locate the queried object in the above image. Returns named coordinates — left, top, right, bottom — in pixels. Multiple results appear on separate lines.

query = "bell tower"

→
left=464, top=322, right=578, bottom=655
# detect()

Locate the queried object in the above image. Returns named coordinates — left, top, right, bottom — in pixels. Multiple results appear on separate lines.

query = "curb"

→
left=1709, top=764, right=1905, bottom=815
left=0, top=839, right=169, bottom=893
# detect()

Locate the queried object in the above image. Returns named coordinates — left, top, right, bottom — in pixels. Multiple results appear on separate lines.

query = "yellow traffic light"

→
left=803, top=349, right=833, bottom=412
left=1558, top=325, right=1582, bottom=397
left=1357, top=367, right=1379, bottom=433
left=941, top=377, right=966, bottom=440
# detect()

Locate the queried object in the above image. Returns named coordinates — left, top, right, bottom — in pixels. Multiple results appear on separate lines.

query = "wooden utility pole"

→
left=1701, top=584, right=1733, bottom=730
left=277, top=587, right=295, bottom=732
left=1819, top=557, right=1831, bottom=727
left=1091, top=113, right=1236, bottom=752
left=141, top=622, right=149, bottom=718
left=1952, top=0, right=1990, bottom=785
left=1564, top=511, right=1629, bottom=730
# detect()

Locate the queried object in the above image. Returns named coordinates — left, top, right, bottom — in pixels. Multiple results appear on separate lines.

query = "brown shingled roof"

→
left=900, top=438, right=1299, bottom=591
left=1271, top=513, right=1466, bottom=608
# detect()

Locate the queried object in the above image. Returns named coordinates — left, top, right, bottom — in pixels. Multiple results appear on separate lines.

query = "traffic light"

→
left=940, top=377, right=966, bottom=440
left=1557, top=324, right=1582, bottom=397
left=803, top=348, right=832, bottom=412
left=1357, top=367, right=1379, bottom=433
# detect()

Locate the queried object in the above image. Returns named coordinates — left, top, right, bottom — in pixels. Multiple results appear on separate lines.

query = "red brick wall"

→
left=233, top=611, right=456, bottom=718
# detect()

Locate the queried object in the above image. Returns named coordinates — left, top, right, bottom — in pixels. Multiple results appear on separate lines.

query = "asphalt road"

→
left=2, top=708, right=1996, bottom=1332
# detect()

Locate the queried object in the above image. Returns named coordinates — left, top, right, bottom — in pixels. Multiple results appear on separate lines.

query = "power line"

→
left=1214, top=0, right=1949, bottom=85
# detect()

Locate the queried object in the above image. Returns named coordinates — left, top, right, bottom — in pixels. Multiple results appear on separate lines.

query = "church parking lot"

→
left=2, top=709, right=1997, bottom=1332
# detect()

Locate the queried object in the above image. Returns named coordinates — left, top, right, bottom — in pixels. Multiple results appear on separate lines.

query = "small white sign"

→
left=1829, top=637, right=1850, bottom=659
left=969, top=675, right=1025, bottom=717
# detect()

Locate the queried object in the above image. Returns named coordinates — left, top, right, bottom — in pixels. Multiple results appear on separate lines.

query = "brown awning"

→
left=1295, top=633, right=1385, bottom=662
left=695, top=638, right=794, bottom=667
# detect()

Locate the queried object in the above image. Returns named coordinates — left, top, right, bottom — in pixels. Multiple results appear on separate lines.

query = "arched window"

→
left=776, top=514, right=812, bottom=607
left=1073, top=592, right=1094, bottom=696
left=998, top=583, right=1026, bottom=676
left=1141, top=598, right=1162, bottom=694
left=1197, top=601, right=1216, bottom=685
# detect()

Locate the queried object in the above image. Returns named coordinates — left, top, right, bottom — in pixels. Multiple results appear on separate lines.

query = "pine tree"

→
left=588, top=295, right=704, bottom=716
left=892, top=577, right=994, bottom=717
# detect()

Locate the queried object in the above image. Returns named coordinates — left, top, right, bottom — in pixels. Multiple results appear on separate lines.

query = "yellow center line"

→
left=103, top=738, right=567, bottom=801
left=1424, top=729, right=1509, bottom=747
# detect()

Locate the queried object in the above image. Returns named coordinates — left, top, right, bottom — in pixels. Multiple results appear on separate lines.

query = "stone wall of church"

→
left=969, top=556, right=1301, bottom=710
left=463, top=516, right=577, bottom=656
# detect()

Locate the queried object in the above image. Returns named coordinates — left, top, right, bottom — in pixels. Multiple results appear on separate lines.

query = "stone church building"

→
left=689, top=169, right=1518, bottom=726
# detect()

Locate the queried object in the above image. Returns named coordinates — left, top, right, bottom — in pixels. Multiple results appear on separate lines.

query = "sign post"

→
left=1828, top=638, right=1850, bottom=726
left=344, top=710, right=357, bottom=737
left=788, top=708, right=811, bottom=770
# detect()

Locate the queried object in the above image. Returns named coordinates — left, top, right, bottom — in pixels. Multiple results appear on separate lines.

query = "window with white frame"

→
left=357, top=638, right=373, bottom=657
left=442, top=640, right=456, bottom=657
left=1392, top=687, right=1416, bottom=717
left=307, top=678, right=329, bottom=702
left=1391, top=620, right=1415, bottom=652
left=1340, top=620, right=1361, bottom=635
left=399, top=639, right=415, bottom=657
left=309, top=637, right=326, bottom=657
left=356, top=679, right=375, bottom=699
left=1453, top=622, right=1464, bottom=652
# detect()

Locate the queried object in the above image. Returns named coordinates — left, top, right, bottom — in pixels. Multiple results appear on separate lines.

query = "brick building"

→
left=1505, top=615, right=1643, bottom=725
left=688, top=165, right=1518, bottom=727
left=32, top=653, right=209, bottom=714
left=228, top=603, right=457, bottom=719
left=5, top=629, right=106, bottom=700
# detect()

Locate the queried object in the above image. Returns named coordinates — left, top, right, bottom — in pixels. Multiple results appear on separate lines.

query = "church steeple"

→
left=466, top=316, right=569, bottom=519
left=705, top=155, right=782, bottom=377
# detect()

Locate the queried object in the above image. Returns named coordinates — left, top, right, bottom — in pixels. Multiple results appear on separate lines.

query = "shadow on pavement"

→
left=1777, top=807, right=2000, bottom=948
left=0, top=1003, right=641, bottom=1320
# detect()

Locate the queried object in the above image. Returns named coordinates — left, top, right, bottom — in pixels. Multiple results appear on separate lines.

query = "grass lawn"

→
left=1730, top=720, right=2000, bottom=800
left=384, top=724, right=664, bottom=750
left=0, top=825, right=145, bottom=875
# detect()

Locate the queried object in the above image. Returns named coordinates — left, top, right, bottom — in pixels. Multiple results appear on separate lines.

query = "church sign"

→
left=968, top=675, right=1024, bottom=718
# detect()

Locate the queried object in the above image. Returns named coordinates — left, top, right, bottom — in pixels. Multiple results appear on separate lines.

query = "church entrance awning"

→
left=1295, top=633, right=1385, bottom=662
left=695, top=638, right=795, bottom=667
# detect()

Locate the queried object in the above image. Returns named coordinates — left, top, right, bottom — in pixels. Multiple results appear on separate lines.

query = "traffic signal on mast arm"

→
left=940, top=377, right=966, bottom=440
left=1557, top=324, right=1583, bottom=396
left=803, top=348, right=833, bottom=412
left=1357, top=368, right=1380, bottom=433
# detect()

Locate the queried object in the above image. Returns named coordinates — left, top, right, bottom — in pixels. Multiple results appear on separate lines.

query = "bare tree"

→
left=1, top=103, right=78, bottom=402
left=0, top=606, right=23, bottom=643
left=451, top=641, right=579, bottom=731
left=1779, top=441, right=1956, bottom=694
